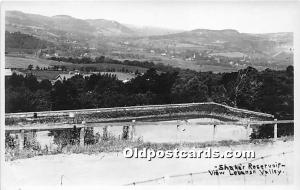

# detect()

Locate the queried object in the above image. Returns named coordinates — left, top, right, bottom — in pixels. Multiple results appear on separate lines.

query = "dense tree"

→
left=5, top=31, right=53, bottom=50
left=27, top=64, right=33, bottom=71
left=5, top=66, right=294, bottom=138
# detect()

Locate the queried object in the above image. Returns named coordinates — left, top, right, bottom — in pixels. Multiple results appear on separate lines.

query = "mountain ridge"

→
left=5, top=10, right=293, bottom=71
left=6, top=10, right=293, bottom=37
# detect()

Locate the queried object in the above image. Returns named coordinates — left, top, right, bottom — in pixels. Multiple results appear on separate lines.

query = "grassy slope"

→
left=5, top=56, right=72, bottom=69
left=16, top=70, right=136, bottom=81
left=5, top=56, right=148, bottom=73
left=64, top=63, right=148, bottom=73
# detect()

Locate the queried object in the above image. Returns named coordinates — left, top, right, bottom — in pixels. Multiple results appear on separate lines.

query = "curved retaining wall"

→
left=5, top=102, right=274, bottom=126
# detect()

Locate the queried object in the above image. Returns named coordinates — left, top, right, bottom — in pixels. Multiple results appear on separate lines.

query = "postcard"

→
left=0, top=1, right=299, bottom=189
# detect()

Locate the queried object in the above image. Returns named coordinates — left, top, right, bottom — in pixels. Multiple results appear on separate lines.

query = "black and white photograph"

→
left=0, top=0, right=299, bottom=188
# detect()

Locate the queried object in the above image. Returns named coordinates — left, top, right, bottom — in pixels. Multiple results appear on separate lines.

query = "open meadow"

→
left=5, top=56, right=72, bottom=69
left=5, top=55, right=148, bottom=73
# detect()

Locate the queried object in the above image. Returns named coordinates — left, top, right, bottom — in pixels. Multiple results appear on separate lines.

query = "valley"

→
left=5, top=11, right=293, bottom=72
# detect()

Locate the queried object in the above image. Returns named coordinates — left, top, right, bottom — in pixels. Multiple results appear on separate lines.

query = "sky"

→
left=2, top=0, right=300, bottom=33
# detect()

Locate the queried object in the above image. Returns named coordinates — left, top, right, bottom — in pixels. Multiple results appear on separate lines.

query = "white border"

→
left=0, top=2, right=6, bottom=190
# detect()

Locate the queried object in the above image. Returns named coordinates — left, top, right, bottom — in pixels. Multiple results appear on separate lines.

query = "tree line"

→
left=5, top=66, right=294, bottom=137
left=5, top=31, right=53, bottom=50
left=48, top=56, right=179, bottom=73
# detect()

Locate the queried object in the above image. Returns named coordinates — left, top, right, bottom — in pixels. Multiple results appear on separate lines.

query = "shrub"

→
left=250, top=123, right=294, bottom=139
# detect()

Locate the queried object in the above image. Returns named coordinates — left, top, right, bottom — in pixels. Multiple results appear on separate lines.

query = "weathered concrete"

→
left=274, top=119, right=278, bottom=140
left=213, top=125, right=217, bottom=141
left=18, top=130, right=25, bottom=150
left=80, top=128, right=85, bottom=146
left=102, top=126, right=109, bottom=140
left=5, top=102, right=275, bottom=128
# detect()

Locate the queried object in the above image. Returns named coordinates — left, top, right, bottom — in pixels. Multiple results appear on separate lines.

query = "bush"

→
left=5, top=133, right=17, bottom=149
left=250, top=123, right=294, bottom=139
left=49, top=126, right=107, bottom=148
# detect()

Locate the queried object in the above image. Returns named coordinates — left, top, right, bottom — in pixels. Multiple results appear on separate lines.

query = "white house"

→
left=52, top=71, right=92, bottom=84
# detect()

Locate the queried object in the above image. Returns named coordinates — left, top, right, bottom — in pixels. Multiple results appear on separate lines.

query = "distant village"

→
left=5, top=67, right=135, bottom=85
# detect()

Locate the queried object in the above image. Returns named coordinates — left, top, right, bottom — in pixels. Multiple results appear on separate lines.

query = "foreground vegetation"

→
left=5, top=132, right=293, bottom=161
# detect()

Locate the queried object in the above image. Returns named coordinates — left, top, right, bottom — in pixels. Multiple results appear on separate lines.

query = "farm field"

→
left=5, top=56, right=72, bottom=69
left=5, top=56, right=148, bottom=73
left=99, top=72, right=135, bottom=81
left=152, top=55, right=240, bottom=72
left=63, top=63, right=148, bottom=73
left=197, top=64, right=238, bottom=73
left=5, top=55, right=240, bottom=74
left=5, top=56, right=139, bottom=82
left=110, top=50, right=240, bottom=72
left=209, top=52, right=247, bottom=58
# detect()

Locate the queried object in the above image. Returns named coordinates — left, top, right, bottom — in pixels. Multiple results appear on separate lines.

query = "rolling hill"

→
left=139, top=29, right=293, bottom=55
left=5, top=10, right=294, bottom=71
left=5, top=31, right=54, bottom=50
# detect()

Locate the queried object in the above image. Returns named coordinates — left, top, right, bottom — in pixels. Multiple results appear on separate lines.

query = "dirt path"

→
left=3, top=140, right=293, bottom=187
